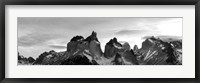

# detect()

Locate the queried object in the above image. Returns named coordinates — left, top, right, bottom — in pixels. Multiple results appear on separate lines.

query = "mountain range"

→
left=18, top=31, right=182, bottom=65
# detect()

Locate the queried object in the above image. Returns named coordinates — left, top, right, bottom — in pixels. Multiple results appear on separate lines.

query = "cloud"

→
left=48, top=45, right=66, bottom=49
left=18, top=17, right=111, bottom=31
left=142, top=35, right=182, bottom=42
left=115, top=29, right=149, bottom=35
left=17, top=17, right=182, bottom=58
left=18, top=33, right=61, bottom=47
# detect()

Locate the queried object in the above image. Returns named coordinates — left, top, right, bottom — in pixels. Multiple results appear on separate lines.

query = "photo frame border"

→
left=0, top=0, right=199, bottom=83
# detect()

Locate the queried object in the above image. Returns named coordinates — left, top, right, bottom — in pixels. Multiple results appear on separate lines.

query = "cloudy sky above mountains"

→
left=18, top=17, right=182, bottom=58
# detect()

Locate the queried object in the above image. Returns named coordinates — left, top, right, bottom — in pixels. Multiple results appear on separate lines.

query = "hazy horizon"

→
left=18, top=17, right=182, bottom=59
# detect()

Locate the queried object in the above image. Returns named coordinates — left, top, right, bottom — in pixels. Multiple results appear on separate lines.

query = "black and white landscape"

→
left=18, top=17, right=182, bottom=65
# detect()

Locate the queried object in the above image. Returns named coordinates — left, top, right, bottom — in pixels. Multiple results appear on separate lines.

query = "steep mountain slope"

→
left=18, top=52, right=35, bottom=65
left=104, top=37, right=138, bottom=65
left=136, top=36, right=182, bottom=65
left=33, top=50, right=66, bottom=65
left=19, top=32, right=182, bottom=65
left=33, top=31, right=102, bottom=65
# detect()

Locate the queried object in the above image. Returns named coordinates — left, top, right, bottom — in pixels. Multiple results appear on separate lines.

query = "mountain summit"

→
left=137, top=36, right=182, bottom=65
left=18, top=32, right=182, bottom=65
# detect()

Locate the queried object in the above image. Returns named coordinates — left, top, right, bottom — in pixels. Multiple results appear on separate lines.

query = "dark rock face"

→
left=104, top=38, right=139, bottom=65
left=67, top=36, right=86, bottom=53
left=170, top=40, right=182, bottom=49
left=168, top=41, right=182, bottom=65
left=89, top=40, right=103, bottom=59
left=106, top=37, right=122, bottom=47
left=32, top=31, right=103, bottom=65
left=27, top=57, right=35, bottom=63
left=85, top=31, right=99, bottom=42
left=137, top=36, right=182, bottom=65
left=104, top=37, right=123, bottom=58
left=104, top=45, right=116, bottom=58
left=122, top=50, right=138, bottom=65
left=133, top=45, right=139, bottom=52
left=61, top=55, right=98, bottom=65
left=140, top=36, right=157, bottom=50
left=70, top=36, right=84, bottom=42
left=33, top=51, right=49, bottom=65
left=86, top=31, right=103, bottom=59
left=33, top=50, right=67, bottom=65
left=18, top=52, right=22, bottom=60
left=67, top=31, right=102, bottom=59
left=18, top=52, right=35, bottom=65
left=20, top=31, right=182, bottom=65
left=122, top=42, right=131, bottom=51
left=111, top=53, right=125, bottom=65
left=67, top=41, right=88, bottom=53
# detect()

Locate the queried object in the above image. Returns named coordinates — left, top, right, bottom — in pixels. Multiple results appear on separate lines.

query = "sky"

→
left=18, top=17, right=182, bottom=59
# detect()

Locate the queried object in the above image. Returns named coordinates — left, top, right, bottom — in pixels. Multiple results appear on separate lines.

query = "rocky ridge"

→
left=18, top=31, right=182, bottom=65
left=18, top=52, right=35, bottom=65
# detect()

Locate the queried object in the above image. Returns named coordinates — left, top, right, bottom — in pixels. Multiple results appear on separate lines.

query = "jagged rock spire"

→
left=133, top=45, right=139, bottom=52
left=113, top=37, right=117, bottom=43
left=107, top=37, right=122, bottom=47
left=112, top=53, right=124, bottom=65
left=85, top=31, right=99, bottom=42
left=70, top=35, right=84, bottom=42
left=91, top=31, right=97, bottom=38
